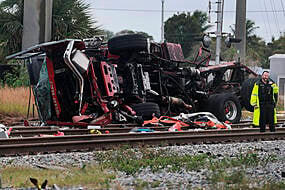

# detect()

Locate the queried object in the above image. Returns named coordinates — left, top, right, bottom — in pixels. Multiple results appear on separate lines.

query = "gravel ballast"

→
left=1, top=140, right=285, bottom=189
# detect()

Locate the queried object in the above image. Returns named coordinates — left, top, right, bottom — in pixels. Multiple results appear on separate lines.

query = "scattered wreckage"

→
left=6, top=34, right=257, bottom=127
left=0, top=124, right=12, bottom=138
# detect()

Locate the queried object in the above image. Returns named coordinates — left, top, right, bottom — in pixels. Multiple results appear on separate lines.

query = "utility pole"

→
left=235, top=0, right=246, bottom=60
left=215, top=0, right=224, bottom=65
left=161, top=0, right=165, bottom=42
left=22, top=0, right=53, bottom=50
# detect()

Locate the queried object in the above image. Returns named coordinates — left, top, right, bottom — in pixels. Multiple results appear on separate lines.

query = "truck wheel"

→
left=108, top=34, right=148, bottom=55
left=241, top=77, right=259, bottom=112
left=131, top=102, right=160, bottom=120
left=208, top=93, right=241, bottom=123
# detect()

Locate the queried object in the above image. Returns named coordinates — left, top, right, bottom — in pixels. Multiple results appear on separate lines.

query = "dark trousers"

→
left=259, top=103, right=275, bottom=132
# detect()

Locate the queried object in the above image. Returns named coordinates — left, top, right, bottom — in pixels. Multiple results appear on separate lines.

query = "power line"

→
left=280, top=0, right=285, bottom=17
left=270, top=0, right=281, bottom=37
left=259, top=0, right=270, bottom=40
left=91, top=7, right=285, bottom=13
left=91, top=5, right=285, bottom=41
left=273, top=0, right=282, bottom=36
left=222, top=10, right=285, bottom=13
left=263, top=0, right=273, bottom=38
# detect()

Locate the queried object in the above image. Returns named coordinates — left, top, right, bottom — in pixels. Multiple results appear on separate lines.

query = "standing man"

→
left=250, top=71, right=279, bottom=132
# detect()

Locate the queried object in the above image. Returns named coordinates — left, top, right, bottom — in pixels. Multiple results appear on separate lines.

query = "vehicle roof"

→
left=199, top=61, right=257, bottom=76
left=6, top=39, right=84, bottom=60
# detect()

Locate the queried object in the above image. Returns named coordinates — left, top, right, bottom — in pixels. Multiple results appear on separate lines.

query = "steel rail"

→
left=1, top=130, right=285, bottom=156
left=3, top=128, right=283, bottom=145
left=10, top=120, right=285, bottom=130
left=239, top=118, right=285, bottom=123
left=8, top=123, right=285, bottom=137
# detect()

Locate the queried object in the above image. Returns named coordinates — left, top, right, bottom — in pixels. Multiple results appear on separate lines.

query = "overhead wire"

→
left=91, top=7, right=285, bottom=13
left=270, top=0, right=281, bottom=37
left=91, top=5, right=285, bottom=40
left=280, top=0, right=285, bottom=17
left=280, top=0, right=285, bottom=36
left=260, top=0, right=271, bottom=40
left=263, top=0, right=273, bottom=39
left=273, top=0, right=282, bottom=36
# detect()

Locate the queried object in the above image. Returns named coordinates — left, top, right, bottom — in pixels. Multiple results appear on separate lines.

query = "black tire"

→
left=241, top=77, right=259, bottom=112
left=108, top=34, right=148, bottom=55
left=207, top=93, right=242, bottom=123
left=131, top=102, right=160, bottom=120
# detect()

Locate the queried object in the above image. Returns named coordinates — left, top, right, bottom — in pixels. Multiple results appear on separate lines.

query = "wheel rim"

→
left=224, top=100, right=237, bottom=121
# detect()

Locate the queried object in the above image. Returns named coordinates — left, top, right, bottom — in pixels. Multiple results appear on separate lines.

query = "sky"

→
left=86, top=0, right=285, bottom=42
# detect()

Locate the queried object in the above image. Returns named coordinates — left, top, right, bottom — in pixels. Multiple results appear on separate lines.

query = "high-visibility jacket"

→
left=250, top=80, right=279, bottom=126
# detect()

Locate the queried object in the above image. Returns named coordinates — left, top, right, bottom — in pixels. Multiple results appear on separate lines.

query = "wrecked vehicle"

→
left=7, top=34, right=257, bottom=125
left=105, top=34, right=257, bottom=123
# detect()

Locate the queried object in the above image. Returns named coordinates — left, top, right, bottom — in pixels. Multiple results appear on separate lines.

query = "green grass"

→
left=97, top=146, right=209, bottom=174
left=208, top=152, right=279, bottom=189
left=208, top=153, right=261, bottom=171
left=0, top=102, right=28, bottom=116
left=0, top=147, right=282, bottom=189
left=0, top=165, right=115, bottom=189
left=208, top=169, right=285, bottom=190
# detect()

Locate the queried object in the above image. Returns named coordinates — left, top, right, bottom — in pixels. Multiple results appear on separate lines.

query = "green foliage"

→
left=208, top=152, right=264, bottom=172
left=243, top=20, right=277, bottom=68
left=100, top=29, right=115, bottom=41
left=209, top=169, right=250, bottom=189
left=262, top=36, right=285, bottom=68
left=134, top=179, right=149, bottom=189
left=52, top=0, right=101, bottom=40
left=0, top=0, right=101, bottom=63
left=164, top=15, right=285, bottom=68
left=229, top=19, right=285, bottom=68
left=1, top=148, right=284, bottom=189
left=206, top=38, right=239, bottom=62
left=97, top=146, right=209, bottom=175
left=0, top=65, right=29, bottom=87
left=208, top=152, right=280, bottom=189
left=0, top=0, right=23, bottom=62
left=263, top=182, right=285, bottom=190
left=209, top=169, right=285, bottom=190
left=164, top=11, right=211, bottom=58
left=115, top=29, right=154, bottom=40
left=0, top=165, right=115, bottom=189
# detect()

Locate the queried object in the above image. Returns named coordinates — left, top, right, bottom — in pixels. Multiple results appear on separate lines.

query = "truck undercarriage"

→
left=7, top=34, right=257, bottom=125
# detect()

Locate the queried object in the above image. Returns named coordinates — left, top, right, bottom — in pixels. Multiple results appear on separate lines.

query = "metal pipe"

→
left=63, top=40, right=84, bottom=115
left=161, top=0, right=165, bottom=42
left=215, top=0, right=224, bottom=65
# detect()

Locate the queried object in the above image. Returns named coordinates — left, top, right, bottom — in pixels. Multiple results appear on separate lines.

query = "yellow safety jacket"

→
left=250, top=80, right=279, bottom=126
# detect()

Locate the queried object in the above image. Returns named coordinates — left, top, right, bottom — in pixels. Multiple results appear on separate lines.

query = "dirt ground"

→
left=0, top=113, right=26, bottom=126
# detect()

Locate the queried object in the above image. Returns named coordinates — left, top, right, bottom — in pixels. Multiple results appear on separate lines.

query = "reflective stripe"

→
left=273, top=84, right=279, bottom=94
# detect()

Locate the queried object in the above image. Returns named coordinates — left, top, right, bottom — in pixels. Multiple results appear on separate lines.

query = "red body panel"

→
left=100, top=61, right=119, bottom=96
left=46, top=57, right=61, bottom=118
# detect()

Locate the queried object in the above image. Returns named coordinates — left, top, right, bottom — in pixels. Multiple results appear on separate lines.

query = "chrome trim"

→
left=63, top=40, right=84, bottom=115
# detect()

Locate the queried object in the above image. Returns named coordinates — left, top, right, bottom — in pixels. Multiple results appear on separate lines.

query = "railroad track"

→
left=1, top=128, right=285, bottom=156
left=8, top=121, right=285, bottom=137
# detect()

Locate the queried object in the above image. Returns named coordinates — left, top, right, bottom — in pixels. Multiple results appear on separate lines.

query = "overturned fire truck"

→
left=7, top=34, right=257, bottom=125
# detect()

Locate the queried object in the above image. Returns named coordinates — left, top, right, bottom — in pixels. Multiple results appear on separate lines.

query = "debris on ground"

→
left=174, top=112, right=232, bottom=130
left=39, top=131, right=64, bottom=137
left=143, top=112, right=231, bottom=132
left=0, top=124, right=12, bottom=138
left=129, top=127, right=155, bottom=133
